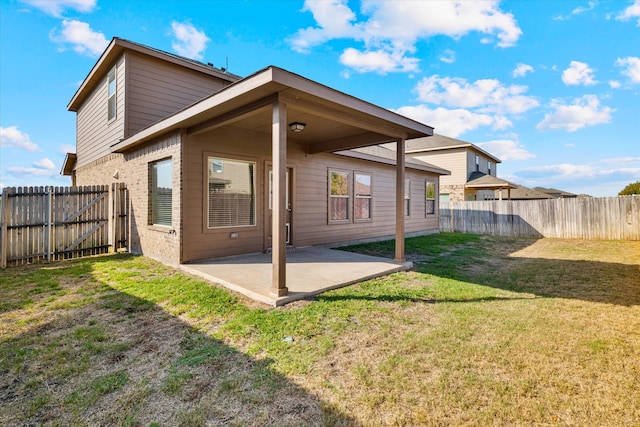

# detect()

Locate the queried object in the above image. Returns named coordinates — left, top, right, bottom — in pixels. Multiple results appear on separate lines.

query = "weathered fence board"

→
left=0, top=184, right=128, bottom=267
left=439, top=196, right=640, bottom=240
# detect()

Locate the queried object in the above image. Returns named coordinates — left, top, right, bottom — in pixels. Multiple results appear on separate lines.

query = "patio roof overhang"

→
left=109, top=66, right=433, bottom=155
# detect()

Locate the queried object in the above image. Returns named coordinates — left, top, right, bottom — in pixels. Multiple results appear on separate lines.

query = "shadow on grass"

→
left=0, top=257, right=359, bottom=427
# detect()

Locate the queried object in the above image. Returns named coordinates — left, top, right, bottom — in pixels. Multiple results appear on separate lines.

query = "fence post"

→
left=45, top=186, right=53, bottom=263
left=1, top=187, right=10, bottom=268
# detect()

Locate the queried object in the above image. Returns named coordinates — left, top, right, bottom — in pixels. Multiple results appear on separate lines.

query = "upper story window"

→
left=475, top=154, right=480, bottom=172
left=488, top=161, right=492, bottom=176
left=107, top=67, right=117, bottom=121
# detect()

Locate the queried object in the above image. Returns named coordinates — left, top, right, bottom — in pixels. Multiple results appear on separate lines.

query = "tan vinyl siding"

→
left=76, top=55, right=126, bottom=168
left=182, top=127, right=439, bottom=262
left=412, top=149, right=467, bottom=186
left=125, top=52, right=228, bottom=136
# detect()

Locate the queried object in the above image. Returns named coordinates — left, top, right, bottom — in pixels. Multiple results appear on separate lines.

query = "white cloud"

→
left=394, top=105, right=508, bottom=137
left=616, top=56, right=640, bottom=83
left=50, top=19, right=108, bottom=57
left=20, top=0, right=96, bottom=18
left=565, top=143, right=576, bottom=148
left=536, top=95, right=614, bottom=132
left=0, top=126, right=40, bottom=152
left=290, top=0, right=521, bottom=74
left=617, top=0, right=640, bottom=25
left=518, top=162, right=640, bottom=180
left=414, top=75, right=539, bottom=114
left=512, top=63, right=533, bottom=78
left=476, top=139, right=535, bottom=161
left=289, top=0, right=358, bottom=53
left=340, top=48, right=418, bottom=73
left=170, top=21, right=210, bottom=60
left=59, top=144, right=76, bottom=154
left=609, top=80, right=622, bottom=88
left=553, top=1, right=597, bottom=20
left=601, top=156, right=640, bottom=164
left=439, top=49, right=456, bottom=64
left=8, top=157, right=57, bottom=177
left=561, top=61, right=597, bottom=86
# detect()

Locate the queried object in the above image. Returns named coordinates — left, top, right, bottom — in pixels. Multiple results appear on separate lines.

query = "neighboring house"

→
left=402, top=134, right=513, bottom=202
left=491, top=185, right=579, bottom=200
left=533, top=187, right=577, bottom=198
left=61, top=37, right=448, bottom=295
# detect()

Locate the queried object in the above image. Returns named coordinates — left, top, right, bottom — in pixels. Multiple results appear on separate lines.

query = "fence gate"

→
left=0, top=184, right=128, bottom=267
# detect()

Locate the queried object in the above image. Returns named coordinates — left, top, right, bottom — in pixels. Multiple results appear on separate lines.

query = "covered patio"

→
left=180, top=246, right=412, bottom=306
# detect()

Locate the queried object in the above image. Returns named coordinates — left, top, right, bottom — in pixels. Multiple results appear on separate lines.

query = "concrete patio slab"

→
left=179, top=246, right=412, bottom=306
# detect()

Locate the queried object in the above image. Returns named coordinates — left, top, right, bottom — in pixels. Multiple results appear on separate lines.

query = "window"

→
left=425, top=181, right=436, bottom=216
left=208, top=157, right=256, bottom=228
left=150, top=158, right=172, bottom=227
left=440, top=193, right=450, bottom=204
left=475, top=154, right=480, bottom=172
left=488, top=161, right=492, bottom=176
left=404, top=178, right=411, bottom=217
left=354, top=173, right=372, bottom=220
left=107, top=67, right=116, bottom=121
left=329, top=170, right=350, bottom=221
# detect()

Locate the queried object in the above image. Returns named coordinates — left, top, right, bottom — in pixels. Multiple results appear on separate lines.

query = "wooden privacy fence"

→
left=0, top=184, right=128, bottom=267
left=439, top=196, right=640, bottom=240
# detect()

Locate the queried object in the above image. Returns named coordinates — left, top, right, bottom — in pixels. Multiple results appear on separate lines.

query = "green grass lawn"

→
left=1, top=234, right=639, bottom=426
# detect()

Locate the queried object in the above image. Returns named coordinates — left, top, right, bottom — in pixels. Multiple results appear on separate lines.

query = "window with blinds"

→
left=354, top=172, right=372, bottom=220
left=150, top=158, right=172, bottom=227
left=208, top=158, right=256, bottom=228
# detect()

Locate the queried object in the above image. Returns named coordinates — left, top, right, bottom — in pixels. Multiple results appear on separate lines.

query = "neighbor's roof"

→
left=68, top=37, right=240, bottom=112
left=60, top=153, right=77, bottom=176
left=404, top=134, right=502, bottom=163
left=504, top=184, right=554, bottom=200
left=533, top=187, right=577, bottom=198
left=465, top=171, right=514, bottom=189
left=336, top=145, right=450, bottom=175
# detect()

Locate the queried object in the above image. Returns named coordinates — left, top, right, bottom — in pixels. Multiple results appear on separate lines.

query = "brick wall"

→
left=75, top=131, right=183, bottom=265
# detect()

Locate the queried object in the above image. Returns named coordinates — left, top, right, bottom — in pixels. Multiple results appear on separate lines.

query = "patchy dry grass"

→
left=1, top=234, right=639, bottom=426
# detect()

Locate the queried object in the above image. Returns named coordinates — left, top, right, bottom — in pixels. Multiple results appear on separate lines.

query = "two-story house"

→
left=405, top=134, right=513, bottom=202
left=61, top=37, right=448, bottom=295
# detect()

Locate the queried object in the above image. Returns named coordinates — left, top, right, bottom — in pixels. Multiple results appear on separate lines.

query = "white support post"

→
left=271, top=100, right=288, bottom=296
left=395, top=138, right=406, bottom=262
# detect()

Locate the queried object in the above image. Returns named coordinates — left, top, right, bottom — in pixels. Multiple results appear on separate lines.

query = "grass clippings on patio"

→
left=1, top=234, right=639, bottom=426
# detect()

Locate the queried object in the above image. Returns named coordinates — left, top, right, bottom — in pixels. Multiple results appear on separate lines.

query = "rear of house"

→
left=63, top=38, right=447, bottom=270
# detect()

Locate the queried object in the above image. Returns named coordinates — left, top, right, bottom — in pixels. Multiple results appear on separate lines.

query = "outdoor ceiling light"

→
left=289, top=122, right=306, bottom=132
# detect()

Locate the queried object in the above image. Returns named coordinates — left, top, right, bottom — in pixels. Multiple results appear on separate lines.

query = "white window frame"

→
left=149, top=158, right=172, bottom=227
left=206, top=157, right=257, bottom=229
left=328, top=169, right=350, bottom=223
left=425, top=180, right=437, bottom=216
left=354, top=172, right=372, bottom=221
left=404, top=178, right=411, bottom=217
left=107, top=66, right=117, bottom=122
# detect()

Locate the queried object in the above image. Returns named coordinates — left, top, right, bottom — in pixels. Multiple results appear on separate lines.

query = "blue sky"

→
left=1, top=0, right=639, bottom=196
